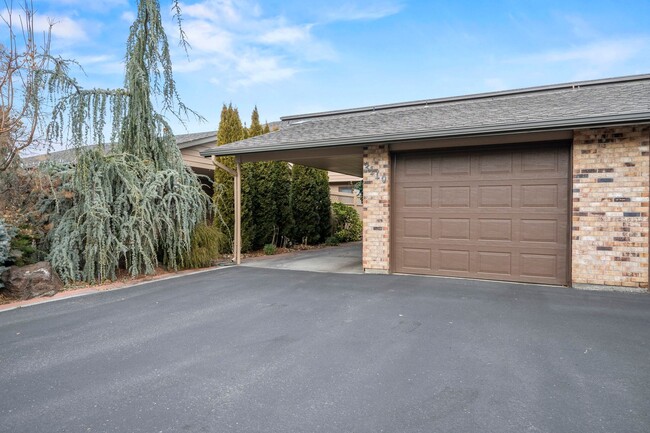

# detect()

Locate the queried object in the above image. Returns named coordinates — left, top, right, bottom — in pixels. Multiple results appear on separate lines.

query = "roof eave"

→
left=177, top=134, right=217, bottom=150
left=200, top=112, right=650, bottom=157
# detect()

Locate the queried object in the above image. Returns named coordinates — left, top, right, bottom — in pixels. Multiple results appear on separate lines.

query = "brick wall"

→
left=362, top=145, right=391, bottom=273
left=572, top=125, right=650, bottom=289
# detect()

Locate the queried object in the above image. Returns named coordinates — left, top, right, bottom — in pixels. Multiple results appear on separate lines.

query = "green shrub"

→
left=182, top=223, right=225, bottom=269
left=324, top=236, right=339, bottom=246
left=331, top=202, right=362, bottom=243
left=263, top=243, right=277, bottom=255
left=10, top=230, right=41, bottom=266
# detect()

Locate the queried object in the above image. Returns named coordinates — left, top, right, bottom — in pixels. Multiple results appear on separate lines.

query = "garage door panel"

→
left=393, top=243, right=567, bottom=284
left=394, top=215, right=568, bottom=243
left=440, top=154, right=471, bottom=175
left=393, top=144, right=569, bottom=285
left=438, top=249, right=470, bottom=272
left=520, top=254, right=558, bottom=279
left=520, top=219, right=559, bottom=243
left=439, top=218, right=470, bottom=240
left=402, top=218, right=432, bottom=239
left=477, top=251, right=512, bottom=275
left=521, top=148, right=563, bottom=173
left=403, top=187, right=432, bottom=207
left=478, top=153, right=514, bottom=174
left=402, top=248, right=431, bottom=270
left=403, top=155, right=432, bottom=176
left=477, top=219, right=513, bottom=241
left=439, top=186, right=471, bottom=207
left=478, top=185, right=513, bottom=207
left=521, top=184, right=560, bottom=208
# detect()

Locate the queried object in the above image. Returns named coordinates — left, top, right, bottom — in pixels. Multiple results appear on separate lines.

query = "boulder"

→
left=1, top=261, right=63, bottom=300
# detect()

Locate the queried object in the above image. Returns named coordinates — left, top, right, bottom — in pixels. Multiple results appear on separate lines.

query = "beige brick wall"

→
left=572, top=125, right=650, bottom=289
left=362, top=145, right=391, bottom=273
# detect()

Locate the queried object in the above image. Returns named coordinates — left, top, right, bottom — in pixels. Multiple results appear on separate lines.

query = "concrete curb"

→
left=0, top=266, right=231, bottom=313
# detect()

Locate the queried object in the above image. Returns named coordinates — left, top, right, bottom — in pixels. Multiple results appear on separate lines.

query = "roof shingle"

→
left=201, top=74, right=650, bottom=157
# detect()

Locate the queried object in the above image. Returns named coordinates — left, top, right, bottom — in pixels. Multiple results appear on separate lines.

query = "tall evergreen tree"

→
left=315, top=169, right=332, bottom=241
left=291, top=165, right=331, bottom=244
left=246, top=107, right=272, bottom=249
left=45, top=0, right=209, bottom=283
left=215, top=106, right=294, bottom=252
left=268, top=161, right=293, bottom=246
left=246, top=109, right=293, bottom=249
left=249, top=106, right=264, bottom=137
left=213, top=103, right=244, bottom=252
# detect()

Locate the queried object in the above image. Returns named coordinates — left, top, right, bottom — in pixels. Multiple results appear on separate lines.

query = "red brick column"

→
left=572, top=126, right=649, bottom=290
left=362, top=145, right=391, bottom=273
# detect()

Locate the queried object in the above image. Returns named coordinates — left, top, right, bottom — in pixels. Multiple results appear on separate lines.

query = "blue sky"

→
left=21, top=0, right=650, bottom=134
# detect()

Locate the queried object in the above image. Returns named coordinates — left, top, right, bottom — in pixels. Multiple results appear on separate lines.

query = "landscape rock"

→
left=1, top=261, right=63, bottom=300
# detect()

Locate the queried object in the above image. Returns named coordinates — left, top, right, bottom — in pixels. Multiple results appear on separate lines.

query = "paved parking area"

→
left=1, top=266, right=649, bottom=433
left=243, top=242, right=362, bottom=273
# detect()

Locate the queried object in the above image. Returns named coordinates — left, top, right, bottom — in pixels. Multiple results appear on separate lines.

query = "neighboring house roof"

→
left=22, top=132, right=220, bottom=167
left=20, top=122, right=370, bottom=180
left=176, top=130, right=218, bottom=150
left=21, top=144, right=109, bottom=168
left=200, top=74, right=650, bottom=157
left=23, top=116, right=285, bottom=167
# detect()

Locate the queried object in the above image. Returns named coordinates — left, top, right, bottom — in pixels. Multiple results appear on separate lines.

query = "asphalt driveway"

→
left=1, top=267, right=649, bottom=433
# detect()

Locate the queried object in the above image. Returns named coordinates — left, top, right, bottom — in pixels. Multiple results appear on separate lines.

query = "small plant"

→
left=331, top=202, right=362, bottom=243
left=324, top=236, right=340, bottom=246
left=354, top=180, right=363, bottom=201
left=10, top=229, right=41, bottom=266
left=263, top=243, right=277, bottom=255
left=182, top=223, right=225, bottom=269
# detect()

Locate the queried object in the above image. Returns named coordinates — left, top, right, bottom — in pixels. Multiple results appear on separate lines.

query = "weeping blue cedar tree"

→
left=0, top=218, right=12, bottom=289
left=44, top=0, right=210, bottom=283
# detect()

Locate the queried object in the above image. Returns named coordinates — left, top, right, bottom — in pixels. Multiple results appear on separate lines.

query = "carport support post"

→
left=211, top=155, right=242, bottom=265
left=234, top=157, right=242, bottom=265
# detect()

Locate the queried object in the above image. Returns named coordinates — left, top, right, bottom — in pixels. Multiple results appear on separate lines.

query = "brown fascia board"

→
left=280, top=74, right=650, bottom=122
left=200, top=112, right=650, bottom=157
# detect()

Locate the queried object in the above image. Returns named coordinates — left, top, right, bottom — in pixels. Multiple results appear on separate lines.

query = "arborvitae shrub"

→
left=267, top=161, right=293, bottom=246
left=291, top=165, right=331, bottom=244
left=213, top=104, right=245, bottom=252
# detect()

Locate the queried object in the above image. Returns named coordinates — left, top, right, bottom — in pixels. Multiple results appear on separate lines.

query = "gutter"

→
left=200, top=112, right=650, bottom=157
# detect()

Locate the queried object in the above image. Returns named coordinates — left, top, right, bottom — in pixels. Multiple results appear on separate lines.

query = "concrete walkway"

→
left=242, top=241, right=362, bottom=274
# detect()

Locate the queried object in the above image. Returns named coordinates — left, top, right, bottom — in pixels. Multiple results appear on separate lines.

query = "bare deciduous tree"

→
left=0, top=0, right=76, bottom=171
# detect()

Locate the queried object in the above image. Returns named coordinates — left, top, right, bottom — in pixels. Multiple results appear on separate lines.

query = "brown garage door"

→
left=393, top=144, right=569, bottom=285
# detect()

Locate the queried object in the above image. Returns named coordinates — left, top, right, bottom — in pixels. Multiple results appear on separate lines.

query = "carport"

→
left=201, top=74, right=650, bottom=290
left=209, top=144, right=364, bottom=265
